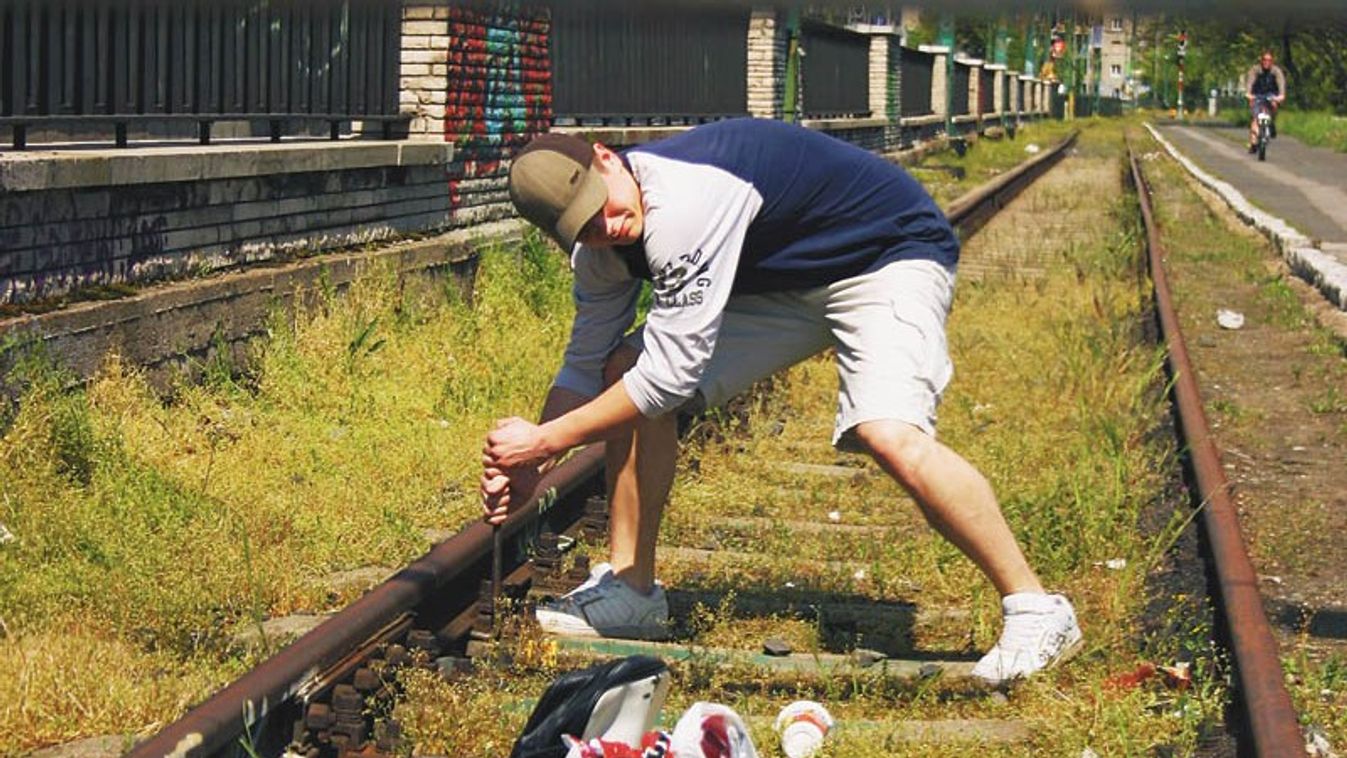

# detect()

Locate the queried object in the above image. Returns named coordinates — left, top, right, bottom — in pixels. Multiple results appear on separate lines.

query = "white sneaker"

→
left=971, top=592, right=1083, bottom=685
left=536, top=563, right=671, bottom=640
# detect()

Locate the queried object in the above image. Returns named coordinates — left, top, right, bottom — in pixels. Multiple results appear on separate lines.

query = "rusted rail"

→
left=129, top=132, right=1082, bottom=758
left=945, top=130, right=1077, bottom=235
left=1128, top=146, right=1303, bottom=756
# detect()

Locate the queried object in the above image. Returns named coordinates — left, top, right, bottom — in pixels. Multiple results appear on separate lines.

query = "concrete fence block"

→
left=401, top=20, right=448, bottom=36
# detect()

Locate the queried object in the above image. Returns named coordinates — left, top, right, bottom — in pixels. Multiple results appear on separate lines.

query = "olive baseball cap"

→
left=508, top=133, right=607, bottom=252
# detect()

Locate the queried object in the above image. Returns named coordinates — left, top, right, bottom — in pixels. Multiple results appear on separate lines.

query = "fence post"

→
left=746, top=8, right=787, bottom=119
left=866, top=34, right=890, bottom=125
left=919, top=44, right=950, bottom=131
left=986, top=63, right=1006, bottom=123
left=965, top=57, right=984, bottom=122
left=400, top=3, right=451, bottom=140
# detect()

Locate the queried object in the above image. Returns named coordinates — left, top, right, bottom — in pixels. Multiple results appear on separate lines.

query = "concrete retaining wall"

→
left=0, top=221, right=521, bottom=391
left=0, top=141, right=455, bottom=306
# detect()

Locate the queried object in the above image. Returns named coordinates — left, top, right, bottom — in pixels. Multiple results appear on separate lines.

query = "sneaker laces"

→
left=997, top=607, right=1071, bottom=663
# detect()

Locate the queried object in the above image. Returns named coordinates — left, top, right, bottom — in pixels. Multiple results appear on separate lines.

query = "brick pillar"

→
left=987, top=64, right=1006, bottom=116
left=867, top=35, right=889, bottom=120
left=920, top=45, right=950, bottom=118
left=747, top=9, right=787, bottom=119
left=964, top=58, right=984, bottom=117
left=400, top=5, right=451, bottom=139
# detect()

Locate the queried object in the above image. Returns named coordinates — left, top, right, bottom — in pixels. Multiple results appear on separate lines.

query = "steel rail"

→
left=129, top=130, right=1082, bottom=758
left=127, top=446, right=606, bottom=758
left=944, top=130, right=1078, bottom=234
left=1128, top=146, right=1303, bottom=756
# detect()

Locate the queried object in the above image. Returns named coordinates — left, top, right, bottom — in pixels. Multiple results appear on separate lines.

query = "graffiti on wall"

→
left=445, top=6, right=552, bottom=225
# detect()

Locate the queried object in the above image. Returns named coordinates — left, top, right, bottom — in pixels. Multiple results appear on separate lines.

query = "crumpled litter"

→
left=1105, top=660, right=1191, bottom=691
left=564, top=702, right=760, bottom=758
left=1216, top=309, right=1245, bottom=330
left=1025, top=143, right=1042, bottom=154
left=0, top=523, right=14, bottom=545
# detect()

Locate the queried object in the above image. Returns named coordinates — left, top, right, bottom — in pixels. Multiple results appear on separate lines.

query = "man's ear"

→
left=592, top=142, right=616, bottom=168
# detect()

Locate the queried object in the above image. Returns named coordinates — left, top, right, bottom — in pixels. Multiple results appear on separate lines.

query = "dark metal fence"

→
left=1051, top=89, right=1067, bottom=119
left=550, top=5, right=749, bottom=125
left=950, top=60, right=970, bottom=115
left=978, top=68, right=994, bottom=114
left=899, top=47, right=933, bottom=117
left=1000, top=71, right=1010, bottom=113
left=799, top=20, right=869, bottom=118
left=1073, top=95, right=1123, bottom=117
left=1017, top=78, right=1026, bottom=112
left=0, top=0, right=404, bottom=149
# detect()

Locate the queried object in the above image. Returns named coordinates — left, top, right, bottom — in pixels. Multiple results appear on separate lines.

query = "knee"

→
left=852, top=420, right=934, bottom=485
left=602, top=344, right=640, bottom=388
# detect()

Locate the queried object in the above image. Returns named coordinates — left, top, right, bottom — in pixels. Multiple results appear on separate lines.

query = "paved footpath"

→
left=1156, top=122, right=1347, bottom=267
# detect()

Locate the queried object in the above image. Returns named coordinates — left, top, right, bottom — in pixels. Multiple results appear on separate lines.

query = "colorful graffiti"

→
left=445, top=6, right=552, bottom=223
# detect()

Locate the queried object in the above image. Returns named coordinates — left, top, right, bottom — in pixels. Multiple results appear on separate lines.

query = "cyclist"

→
left=1244, top=50, right=1286, bottom=153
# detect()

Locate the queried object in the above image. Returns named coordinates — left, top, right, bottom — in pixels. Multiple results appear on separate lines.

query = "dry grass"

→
left=396, top=123, right=1232, bottom=756
left=0, top=233, right=574, bottom=753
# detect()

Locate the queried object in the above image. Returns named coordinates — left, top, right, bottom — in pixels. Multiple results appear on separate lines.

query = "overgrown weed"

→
left=0, top=230, right=574, bottom=753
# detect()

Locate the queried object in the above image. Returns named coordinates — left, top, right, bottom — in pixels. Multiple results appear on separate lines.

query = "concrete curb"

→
left=1144, top=122, right=1347, bottom=310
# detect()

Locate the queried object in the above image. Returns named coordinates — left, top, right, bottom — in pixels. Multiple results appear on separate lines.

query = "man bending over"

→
left=480, top=119, right=1081, bottom=684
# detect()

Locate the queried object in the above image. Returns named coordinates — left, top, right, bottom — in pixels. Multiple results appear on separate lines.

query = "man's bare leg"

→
left=852, top=419, right=1042, bottom=596
left=602, top=346, right=677, bottom=594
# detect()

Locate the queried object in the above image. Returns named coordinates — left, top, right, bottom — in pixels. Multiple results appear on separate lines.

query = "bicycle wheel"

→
left=1258, top=122, right=1268, bottom=161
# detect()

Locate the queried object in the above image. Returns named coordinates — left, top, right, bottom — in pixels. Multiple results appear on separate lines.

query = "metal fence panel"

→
left=951, top=61, right=970, bottom=115
left=979, top=68, right=994, bottom=114
left=0, top=0, right=400, bottom=123
left=799, top=20, right=869, bottom=118
left=551, top=5, right=749, bottom=123
left=898, top=46, right=933, bottom=117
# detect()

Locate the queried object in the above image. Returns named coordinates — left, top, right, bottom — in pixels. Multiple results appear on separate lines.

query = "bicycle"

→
left=1251, top=95, right=1275, bottom=162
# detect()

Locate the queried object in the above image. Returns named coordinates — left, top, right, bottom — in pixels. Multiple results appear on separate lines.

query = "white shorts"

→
left=625, top=258, right=955, bottom=449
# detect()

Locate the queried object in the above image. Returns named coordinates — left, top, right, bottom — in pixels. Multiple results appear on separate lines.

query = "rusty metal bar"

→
left=125, top=445, right=606, bottom=758
left=1128, top=146, right=1302, bottom=756
left=945, top=130, right=1078, bottom=237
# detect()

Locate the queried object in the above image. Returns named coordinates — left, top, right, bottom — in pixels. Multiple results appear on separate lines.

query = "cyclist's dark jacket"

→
left=1245, top=64, right=1286, bottom=98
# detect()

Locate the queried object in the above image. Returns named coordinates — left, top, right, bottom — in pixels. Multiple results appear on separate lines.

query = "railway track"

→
left=125, top=130, right=1301, bottom=758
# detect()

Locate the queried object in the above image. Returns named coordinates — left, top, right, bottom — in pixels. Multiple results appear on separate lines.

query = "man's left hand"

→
left=485, top=416, right=553, bottom=468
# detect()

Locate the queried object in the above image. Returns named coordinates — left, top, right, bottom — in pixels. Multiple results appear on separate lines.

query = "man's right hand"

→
left=480, top=464, right=544, bottom=525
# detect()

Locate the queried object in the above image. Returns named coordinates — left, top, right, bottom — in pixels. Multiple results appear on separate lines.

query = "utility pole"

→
left=1176, top=28, right=1187, bottom=119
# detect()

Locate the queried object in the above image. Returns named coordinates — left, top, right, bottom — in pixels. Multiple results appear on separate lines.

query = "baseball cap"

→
left=509, top=133, right=607, bottom=252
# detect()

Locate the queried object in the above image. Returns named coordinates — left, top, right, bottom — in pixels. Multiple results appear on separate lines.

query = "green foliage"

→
left=1137, top=14, right=1347, bottom=113
left=1278, top=110, right=1347, bottom=152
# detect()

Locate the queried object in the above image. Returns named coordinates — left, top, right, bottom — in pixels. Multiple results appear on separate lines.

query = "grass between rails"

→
left=0, top=234, right=575, bottom=753
left=396, top=124, right=1232, bottom=755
